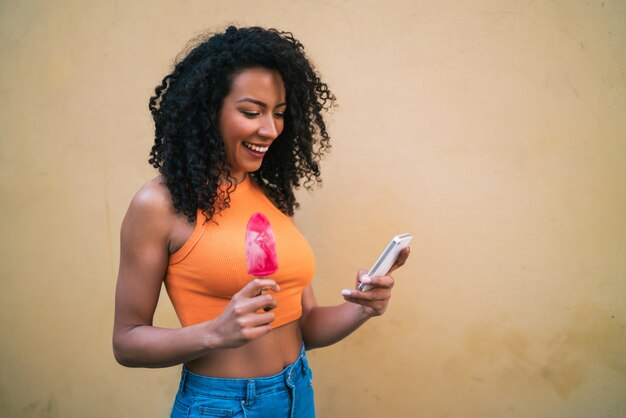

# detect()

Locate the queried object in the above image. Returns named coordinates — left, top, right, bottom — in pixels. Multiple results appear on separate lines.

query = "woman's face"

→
left=218, top=67, right=287, bottom=182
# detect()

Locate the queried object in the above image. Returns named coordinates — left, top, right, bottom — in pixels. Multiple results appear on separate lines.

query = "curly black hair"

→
left=148, top=26, right=336, bottom=223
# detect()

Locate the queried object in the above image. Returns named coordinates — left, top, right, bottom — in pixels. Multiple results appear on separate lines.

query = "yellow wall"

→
left=1, top=1, right=625, bottom=417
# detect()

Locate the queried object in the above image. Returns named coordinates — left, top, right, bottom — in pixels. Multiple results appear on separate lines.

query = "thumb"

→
left=356, top=269, right=369, bottom=285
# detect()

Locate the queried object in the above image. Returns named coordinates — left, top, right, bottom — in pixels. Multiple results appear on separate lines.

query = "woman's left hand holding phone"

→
left=340, top=247, right=410, bottom=317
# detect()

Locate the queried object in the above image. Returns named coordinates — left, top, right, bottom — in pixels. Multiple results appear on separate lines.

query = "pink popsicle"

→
left=245, top=212, right=278, bottom=277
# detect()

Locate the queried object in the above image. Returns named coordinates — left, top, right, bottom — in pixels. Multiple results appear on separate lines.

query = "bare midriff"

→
left=185, top=320, right=303, bottom=378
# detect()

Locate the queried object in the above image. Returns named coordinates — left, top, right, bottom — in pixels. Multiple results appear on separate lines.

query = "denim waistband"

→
left=179, top=345, right=310, bottom=400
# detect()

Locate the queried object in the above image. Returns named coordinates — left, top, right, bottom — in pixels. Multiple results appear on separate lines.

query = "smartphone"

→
left=358, top=233, right=413, bottom=292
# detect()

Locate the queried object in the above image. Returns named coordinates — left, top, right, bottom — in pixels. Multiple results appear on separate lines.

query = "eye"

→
left=274, top=107, right=287, bottom=118
left=241, top=111, right=260, bottom=118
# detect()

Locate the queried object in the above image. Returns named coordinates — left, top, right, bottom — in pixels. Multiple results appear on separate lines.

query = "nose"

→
left=257, top=114, right=279, bottom=140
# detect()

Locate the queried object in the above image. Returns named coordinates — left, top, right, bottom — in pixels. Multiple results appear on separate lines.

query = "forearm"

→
left=300, top=302, right=372, bottom=349
left=113, top=322, right=216, bottom=368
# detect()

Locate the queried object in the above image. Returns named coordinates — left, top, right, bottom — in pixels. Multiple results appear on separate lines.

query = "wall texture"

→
left=1, top=1, right=625, bottom=417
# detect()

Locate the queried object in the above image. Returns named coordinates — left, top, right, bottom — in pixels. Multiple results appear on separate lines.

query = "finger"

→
left=239, top=278, right=280, bottom=297
left=341, top=291, right=385, bottom=309
left=355, top=268, right=370, bottom=288
left=356, top=268, right=368, bottom=281
left=260, top=290, right=277, bottom=312
left=341, top=288, right=387, bottom=301
left=341, top=289, right=364, bottom=304
left=236, top=292, right=278, bottom=313
left=241, top=324, right=273, bottom=341
left=388, top=247, right=410, bottom=274
left=241, top=310, right=276, bottom=328
left=362, top=274, right=395, bottom=289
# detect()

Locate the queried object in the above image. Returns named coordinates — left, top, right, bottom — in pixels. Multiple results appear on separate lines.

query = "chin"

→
left=232, top=163, right=262, bottom=176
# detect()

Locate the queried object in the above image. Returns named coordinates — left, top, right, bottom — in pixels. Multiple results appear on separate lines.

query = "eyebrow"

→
left=236, top=98, right=287, bottom=108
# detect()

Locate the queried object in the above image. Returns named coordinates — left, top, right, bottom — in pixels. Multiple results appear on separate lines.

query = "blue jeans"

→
left=171, top=345, right=315, bottom=417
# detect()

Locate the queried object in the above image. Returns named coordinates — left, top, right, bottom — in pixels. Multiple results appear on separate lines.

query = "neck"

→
left=221, top=172, right=247, bottom=185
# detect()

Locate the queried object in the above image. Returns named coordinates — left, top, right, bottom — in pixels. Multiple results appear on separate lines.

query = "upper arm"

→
left=113, top=181, right=174, bottom=338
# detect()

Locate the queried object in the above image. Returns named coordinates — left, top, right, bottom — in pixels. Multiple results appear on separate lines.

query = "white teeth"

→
left=243, top=142, right=269, bottom=153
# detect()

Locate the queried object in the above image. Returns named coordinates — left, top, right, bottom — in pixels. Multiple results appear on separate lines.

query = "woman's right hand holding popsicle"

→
left=206, top=278, right=280, bottom=349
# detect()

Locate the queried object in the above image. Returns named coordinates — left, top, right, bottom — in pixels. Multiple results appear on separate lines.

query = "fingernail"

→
left=341, top=289, right=352, bottom=296
left=360, top=275, right=371, bottom=284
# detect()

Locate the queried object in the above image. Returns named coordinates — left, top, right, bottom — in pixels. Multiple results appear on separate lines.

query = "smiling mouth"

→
left=243, top=142, right=270, bottom=153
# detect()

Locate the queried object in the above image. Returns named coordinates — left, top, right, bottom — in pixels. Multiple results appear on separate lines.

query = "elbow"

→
left=113, top=348, right=131, bottom=367
left=300, top=326, right=323, bottom=350
left=112, top=342, right=130, bottom=367
left=302, top=337, right=317, bottom=350
left=113, top=348, right=142, bottom=368
left=112, top=337, right=139, bottom=368
left=301, top=335, right=324, bottom=350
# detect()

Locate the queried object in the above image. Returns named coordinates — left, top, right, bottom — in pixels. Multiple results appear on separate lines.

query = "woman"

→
left=113, top=26, right=409, bottom=417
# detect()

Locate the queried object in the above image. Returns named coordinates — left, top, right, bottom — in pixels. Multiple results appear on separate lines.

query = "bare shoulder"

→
left=130, top=176, right=174, bottom=214
left=122, top=176, right=178, bottom=237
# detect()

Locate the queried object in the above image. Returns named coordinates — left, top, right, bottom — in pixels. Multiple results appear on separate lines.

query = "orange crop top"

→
left=164, top=176, right=316, bottom=328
